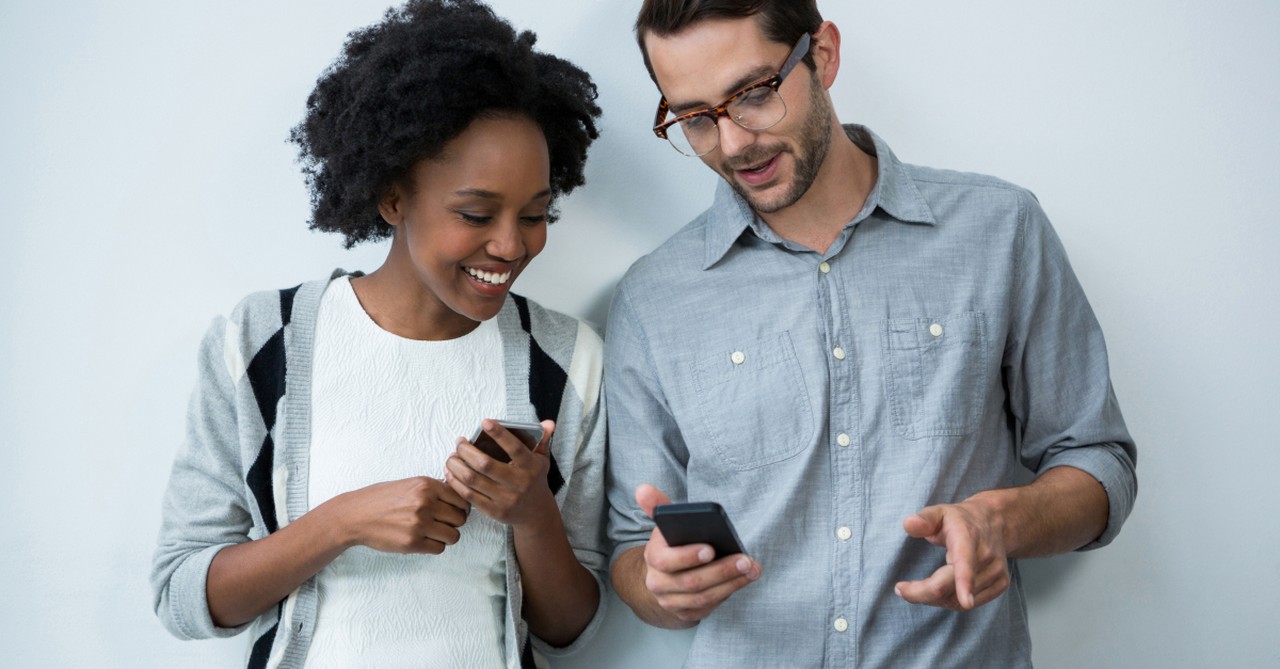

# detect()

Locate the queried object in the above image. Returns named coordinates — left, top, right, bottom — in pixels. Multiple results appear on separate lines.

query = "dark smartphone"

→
left=468, top=420, right=544, bottom=464
left=653, top=502, right=746, bottom=558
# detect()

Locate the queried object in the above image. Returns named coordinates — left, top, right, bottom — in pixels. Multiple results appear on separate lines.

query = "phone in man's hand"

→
left=468, top=420, right=544, bottom=463
left=653, top=502, right=746, bottom=558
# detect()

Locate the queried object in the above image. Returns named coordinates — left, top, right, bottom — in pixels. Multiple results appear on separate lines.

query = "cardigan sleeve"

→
left=530, top=320, right=610, bottom=657
left=151, top=315, right=255, bottom=640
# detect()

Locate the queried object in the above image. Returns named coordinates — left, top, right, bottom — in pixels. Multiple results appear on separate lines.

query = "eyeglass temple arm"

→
left=779, top=32, right=812, bottom=81
left=653, top=98, right=672, bottom=138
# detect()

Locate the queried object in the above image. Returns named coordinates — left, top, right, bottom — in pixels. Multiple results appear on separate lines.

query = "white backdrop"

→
left=2, top=1, right=1278, bottom=667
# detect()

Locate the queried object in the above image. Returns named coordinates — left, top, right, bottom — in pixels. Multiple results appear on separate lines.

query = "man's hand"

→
left=895, top=496, right=1010, bottom=611
left=895, top=468, right=1109, bottom=611
left=619, top=484, right=762, bottom=626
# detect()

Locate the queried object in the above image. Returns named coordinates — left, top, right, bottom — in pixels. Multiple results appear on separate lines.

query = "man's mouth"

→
left=463, top=266, right=512, bottom=286
left=732, top=153, right=781, bottom=185
left=739, top=156, right=775, bottom=173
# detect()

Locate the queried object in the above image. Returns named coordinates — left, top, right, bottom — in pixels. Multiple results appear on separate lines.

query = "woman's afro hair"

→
left=290, top=0, right=601, bottom=247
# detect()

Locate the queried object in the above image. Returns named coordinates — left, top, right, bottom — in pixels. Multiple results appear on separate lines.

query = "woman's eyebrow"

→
left=454, top=188, right=553, bottom=201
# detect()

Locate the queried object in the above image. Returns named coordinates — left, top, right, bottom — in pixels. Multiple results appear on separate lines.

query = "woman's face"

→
left=381, top=115, right=551, bottom=337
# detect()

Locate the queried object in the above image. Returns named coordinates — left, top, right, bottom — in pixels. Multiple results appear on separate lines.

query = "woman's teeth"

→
left=464, top=267, right=511, bottom=285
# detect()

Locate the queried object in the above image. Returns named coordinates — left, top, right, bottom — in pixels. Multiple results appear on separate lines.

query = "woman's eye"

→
left=457, top=212, right=492, bottom=225
left=520, top=214, right=549, bottom=225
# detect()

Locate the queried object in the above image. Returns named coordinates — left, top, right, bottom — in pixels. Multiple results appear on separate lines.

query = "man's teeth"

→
left=464, top=267, right=511, bottom=285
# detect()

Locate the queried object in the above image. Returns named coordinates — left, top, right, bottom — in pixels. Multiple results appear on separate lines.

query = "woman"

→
left=151, top=1, right=605, bottom=667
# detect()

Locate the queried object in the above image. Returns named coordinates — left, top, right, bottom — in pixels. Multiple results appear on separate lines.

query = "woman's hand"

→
left=206, top=476, right=469, bottom=628
left=334, top=476, right=471, bottom=554
left=445, top=419, right=557, bottom=527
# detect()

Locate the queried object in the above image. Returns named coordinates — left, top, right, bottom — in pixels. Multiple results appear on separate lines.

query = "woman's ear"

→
left=811, top=21, right=842, bottom=89
left=378, top=182, right=405, bottom=227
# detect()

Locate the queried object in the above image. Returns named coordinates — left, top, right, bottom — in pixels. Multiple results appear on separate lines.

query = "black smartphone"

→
left=468, top=420, right=544, bottom=463
left=652, top=502, right=746, bottom=558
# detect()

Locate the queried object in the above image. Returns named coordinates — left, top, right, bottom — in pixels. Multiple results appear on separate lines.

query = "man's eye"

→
left=680, top=115, right=714, bottom=132
left=736, top=87, right=773, bottom=106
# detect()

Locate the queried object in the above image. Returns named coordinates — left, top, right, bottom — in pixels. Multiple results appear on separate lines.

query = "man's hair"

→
left=634, top=0, right=823, bottom=84
left=290, top=0, right=601, bottom=248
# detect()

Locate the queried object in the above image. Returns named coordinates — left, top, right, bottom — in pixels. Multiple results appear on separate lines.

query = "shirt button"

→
left=834, top=617, right=849, bottom=632
left=819, top=261, right=831, bottom=274
left=929, top=323, right=944, bottom=337
left=832, top=347, right=846, bottom=360
left=731, top=351, right=745, bottom=365
left=837, top=433, right=851, bottom=447
left=837, top=526, right=852, bottom=541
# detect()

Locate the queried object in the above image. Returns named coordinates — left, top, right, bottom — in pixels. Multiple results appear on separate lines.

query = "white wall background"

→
left=2, top=0, right=1277, bottom=666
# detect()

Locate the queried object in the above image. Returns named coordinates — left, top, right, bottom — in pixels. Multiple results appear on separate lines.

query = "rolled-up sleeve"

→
left=151, top=317, right=253, bottom=639
left=604, top=284, right=693, bottom=566
left=1005, top=191, right=1138, bottom=549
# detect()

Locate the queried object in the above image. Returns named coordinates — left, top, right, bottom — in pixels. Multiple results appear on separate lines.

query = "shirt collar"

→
left=702, top=125, right=936, bottom=270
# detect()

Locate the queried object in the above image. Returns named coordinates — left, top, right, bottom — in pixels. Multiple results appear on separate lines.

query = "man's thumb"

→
left=636, top=483, right=671, bottom=518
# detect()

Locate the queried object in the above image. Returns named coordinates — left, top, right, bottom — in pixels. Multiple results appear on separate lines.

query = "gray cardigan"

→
left=152, top=270, right=608, bottom=669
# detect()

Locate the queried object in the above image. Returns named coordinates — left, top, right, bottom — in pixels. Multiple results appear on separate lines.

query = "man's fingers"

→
left=895, top=564, right=957, bottom=608
left=654, top=567, right=759, bottom=620
left=645, top=538, right=717, bottom=574
left=646, top=553, right=761, bottom=618
left=947, top=530, right=979, bottom=610
left=636, top=484, right=672, bottom=518
left=903, top=506, right=945, bottom=540
left=968, top=558, right=1011, bottom=607
left=896, top=560, right=1009, bottom=611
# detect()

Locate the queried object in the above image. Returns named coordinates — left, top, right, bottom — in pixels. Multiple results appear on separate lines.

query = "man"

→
left=604, top=1, right=1138, bottom=667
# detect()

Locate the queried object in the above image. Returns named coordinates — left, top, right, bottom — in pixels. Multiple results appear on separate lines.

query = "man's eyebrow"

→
left=668, top=66, right=775, bottom=115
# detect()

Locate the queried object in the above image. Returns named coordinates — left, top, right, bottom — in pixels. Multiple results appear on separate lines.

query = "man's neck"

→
left=758, top=124, right=878, bottom=254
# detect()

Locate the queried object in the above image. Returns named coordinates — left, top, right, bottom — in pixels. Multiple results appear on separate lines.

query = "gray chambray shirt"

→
left=605, top=126, right=1137, bottom=668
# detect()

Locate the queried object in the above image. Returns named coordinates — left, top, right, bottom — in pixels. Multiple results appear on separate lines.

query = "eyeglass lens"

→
left=666, top=88, right=787, bottom=157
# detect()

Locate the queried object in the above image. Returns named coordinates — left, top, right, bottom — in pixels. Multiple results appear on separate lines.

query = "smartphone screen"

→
left=468, top=420, right=544, bottom=463
left=653, top=502, right=746, bottom=558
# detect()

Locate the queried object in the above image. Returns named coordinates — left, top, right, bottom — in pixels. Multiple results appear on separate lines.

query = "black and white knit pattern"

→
left=153, top=270, right=608, bottom=669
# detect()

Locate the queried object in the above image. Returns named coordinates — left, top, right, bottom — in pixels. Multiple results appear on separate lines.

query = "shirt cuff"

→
left=1041, top=443, right=1138, bottom=550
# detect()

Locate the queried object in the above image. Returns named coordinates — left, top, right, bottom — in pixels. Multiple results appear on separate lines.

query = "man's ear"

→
left=378, top=181, right=405, bottom=227
left=811, top=21, right=842, bottom=89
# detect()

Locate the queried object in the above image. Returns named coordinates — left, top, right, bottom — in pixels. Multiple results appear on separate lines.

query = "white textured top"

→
left=305, top=276, right=507, bottom=668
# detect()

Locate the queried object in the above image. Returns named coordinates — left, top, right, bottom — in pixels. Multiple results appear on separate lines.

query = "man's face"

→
left=645, top=18, right=834, bottom=214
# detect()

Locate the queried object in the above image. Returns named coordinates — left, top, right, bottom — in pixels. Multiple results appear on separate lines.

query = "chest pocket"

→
left=883, top=313, right=988, bottom=440
left=689, top=332, right=815, bottom=471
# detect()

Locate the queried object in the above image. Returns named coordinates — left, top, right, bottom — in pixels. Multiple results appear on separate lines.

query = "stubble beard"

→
left=725, top=73, right=834, bottom=215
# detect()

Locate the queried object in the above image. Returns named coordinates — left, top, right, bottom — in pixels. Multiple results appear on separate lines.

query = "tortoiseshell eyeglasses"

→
left=652, top=32, right=812, bottom=157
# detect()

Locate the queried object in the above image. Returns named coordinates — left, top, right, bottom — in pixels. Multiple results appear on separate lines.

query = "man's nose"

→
left=715, top=115, right=756, bottom=157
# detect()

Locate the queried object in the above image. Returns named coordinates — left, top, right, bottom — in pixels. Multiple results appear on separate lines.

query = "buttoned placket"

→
left=817, top=245, right=861, bottom=668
